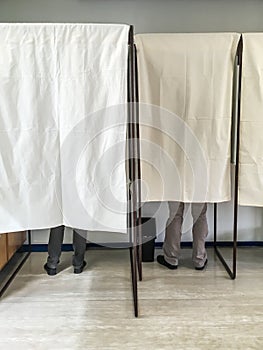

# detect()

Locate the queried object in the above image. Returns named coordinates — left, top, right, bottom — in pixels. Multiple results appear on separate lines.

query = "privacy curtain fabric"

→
left=239, top=33, right=263, bottom=206
left=0, top=23, right=129, bottom=233
left=135, top=33, right=240, bottom=203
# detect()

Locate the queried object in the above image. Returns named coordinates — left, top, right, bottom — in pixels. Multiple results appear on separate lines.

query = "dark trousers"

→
left=47, top=226, right=86, bottom=268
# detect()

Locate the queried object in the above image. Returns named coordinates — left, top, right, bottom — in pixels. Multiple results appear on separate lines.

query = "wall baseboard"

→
left=20, top=241, right=263, bottom=252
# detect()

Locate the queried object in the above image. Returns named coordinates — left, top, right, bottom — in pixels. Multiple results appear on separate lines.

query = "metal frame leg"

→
left=129, top=222, right=138, bottom=317
left=128, top=25, right=139, bottom=317
left=213, top=37, right=243, bottom=280
left=214, top=203, right=237, bottom=279
left=134, top=45, right=142, bottom=282
left=0, top=230, right=32, bottom=298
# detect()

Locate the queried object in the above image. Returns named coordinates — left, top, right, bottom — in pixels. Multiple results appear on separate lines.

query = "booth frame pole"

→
left=0, top=230, right=32, bottom=298
left=214, top=37, right=243, bottom=280
left=128, top=25, right=139, bottom=317
left=134, top=44, right=143, bottom=282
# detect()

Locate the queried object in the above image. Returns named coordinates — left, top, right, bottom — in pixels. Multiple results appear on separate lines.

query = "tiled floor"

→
left=0, top=247, right=262, bottom=349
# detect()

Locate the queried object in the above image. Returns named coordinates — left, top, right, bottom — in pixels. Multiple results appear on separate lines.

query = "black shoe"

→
left=157, top=255, right=178, bottom=270
left=44, top=263, right=57, bottom=276
left=195, top=259, right=208, bottom=271
left=74, top=261, right=87, bottom=274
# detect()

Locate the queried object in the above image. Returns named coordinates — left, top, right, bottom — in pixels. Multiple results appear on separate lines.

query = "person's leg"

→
left=191, top=203, right=208, bottom=269
left=72, top=229, right=87, bottom=273
left=159, top=202, right=184, bottom=267
left=44, top=226, right=64, bottom=275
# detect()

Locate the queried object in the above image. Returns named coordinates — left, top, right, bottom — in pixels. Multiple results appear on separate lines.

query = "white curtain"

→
left=239, top=33, right=263, bottom=206
left=0, top=23, right=129, bottom=233
left=135, top=33, right=240, bottom=203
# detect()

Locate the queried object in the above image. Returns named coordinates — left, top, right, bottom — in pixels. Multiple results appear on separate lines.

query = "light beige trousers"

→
left=163, top=202, right=208, bottom=268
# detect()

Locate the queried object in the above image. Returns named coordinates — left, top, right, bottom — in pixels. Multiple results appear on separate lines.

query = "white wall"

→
left=1, top=0, right=263, bottom=243
left=1, top=0, right=263, bottom=33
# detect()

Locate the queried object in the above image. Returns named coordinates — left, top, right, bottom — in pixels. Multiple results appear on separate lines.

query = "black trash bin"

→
left=140, top=217, right=156, bottom=262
